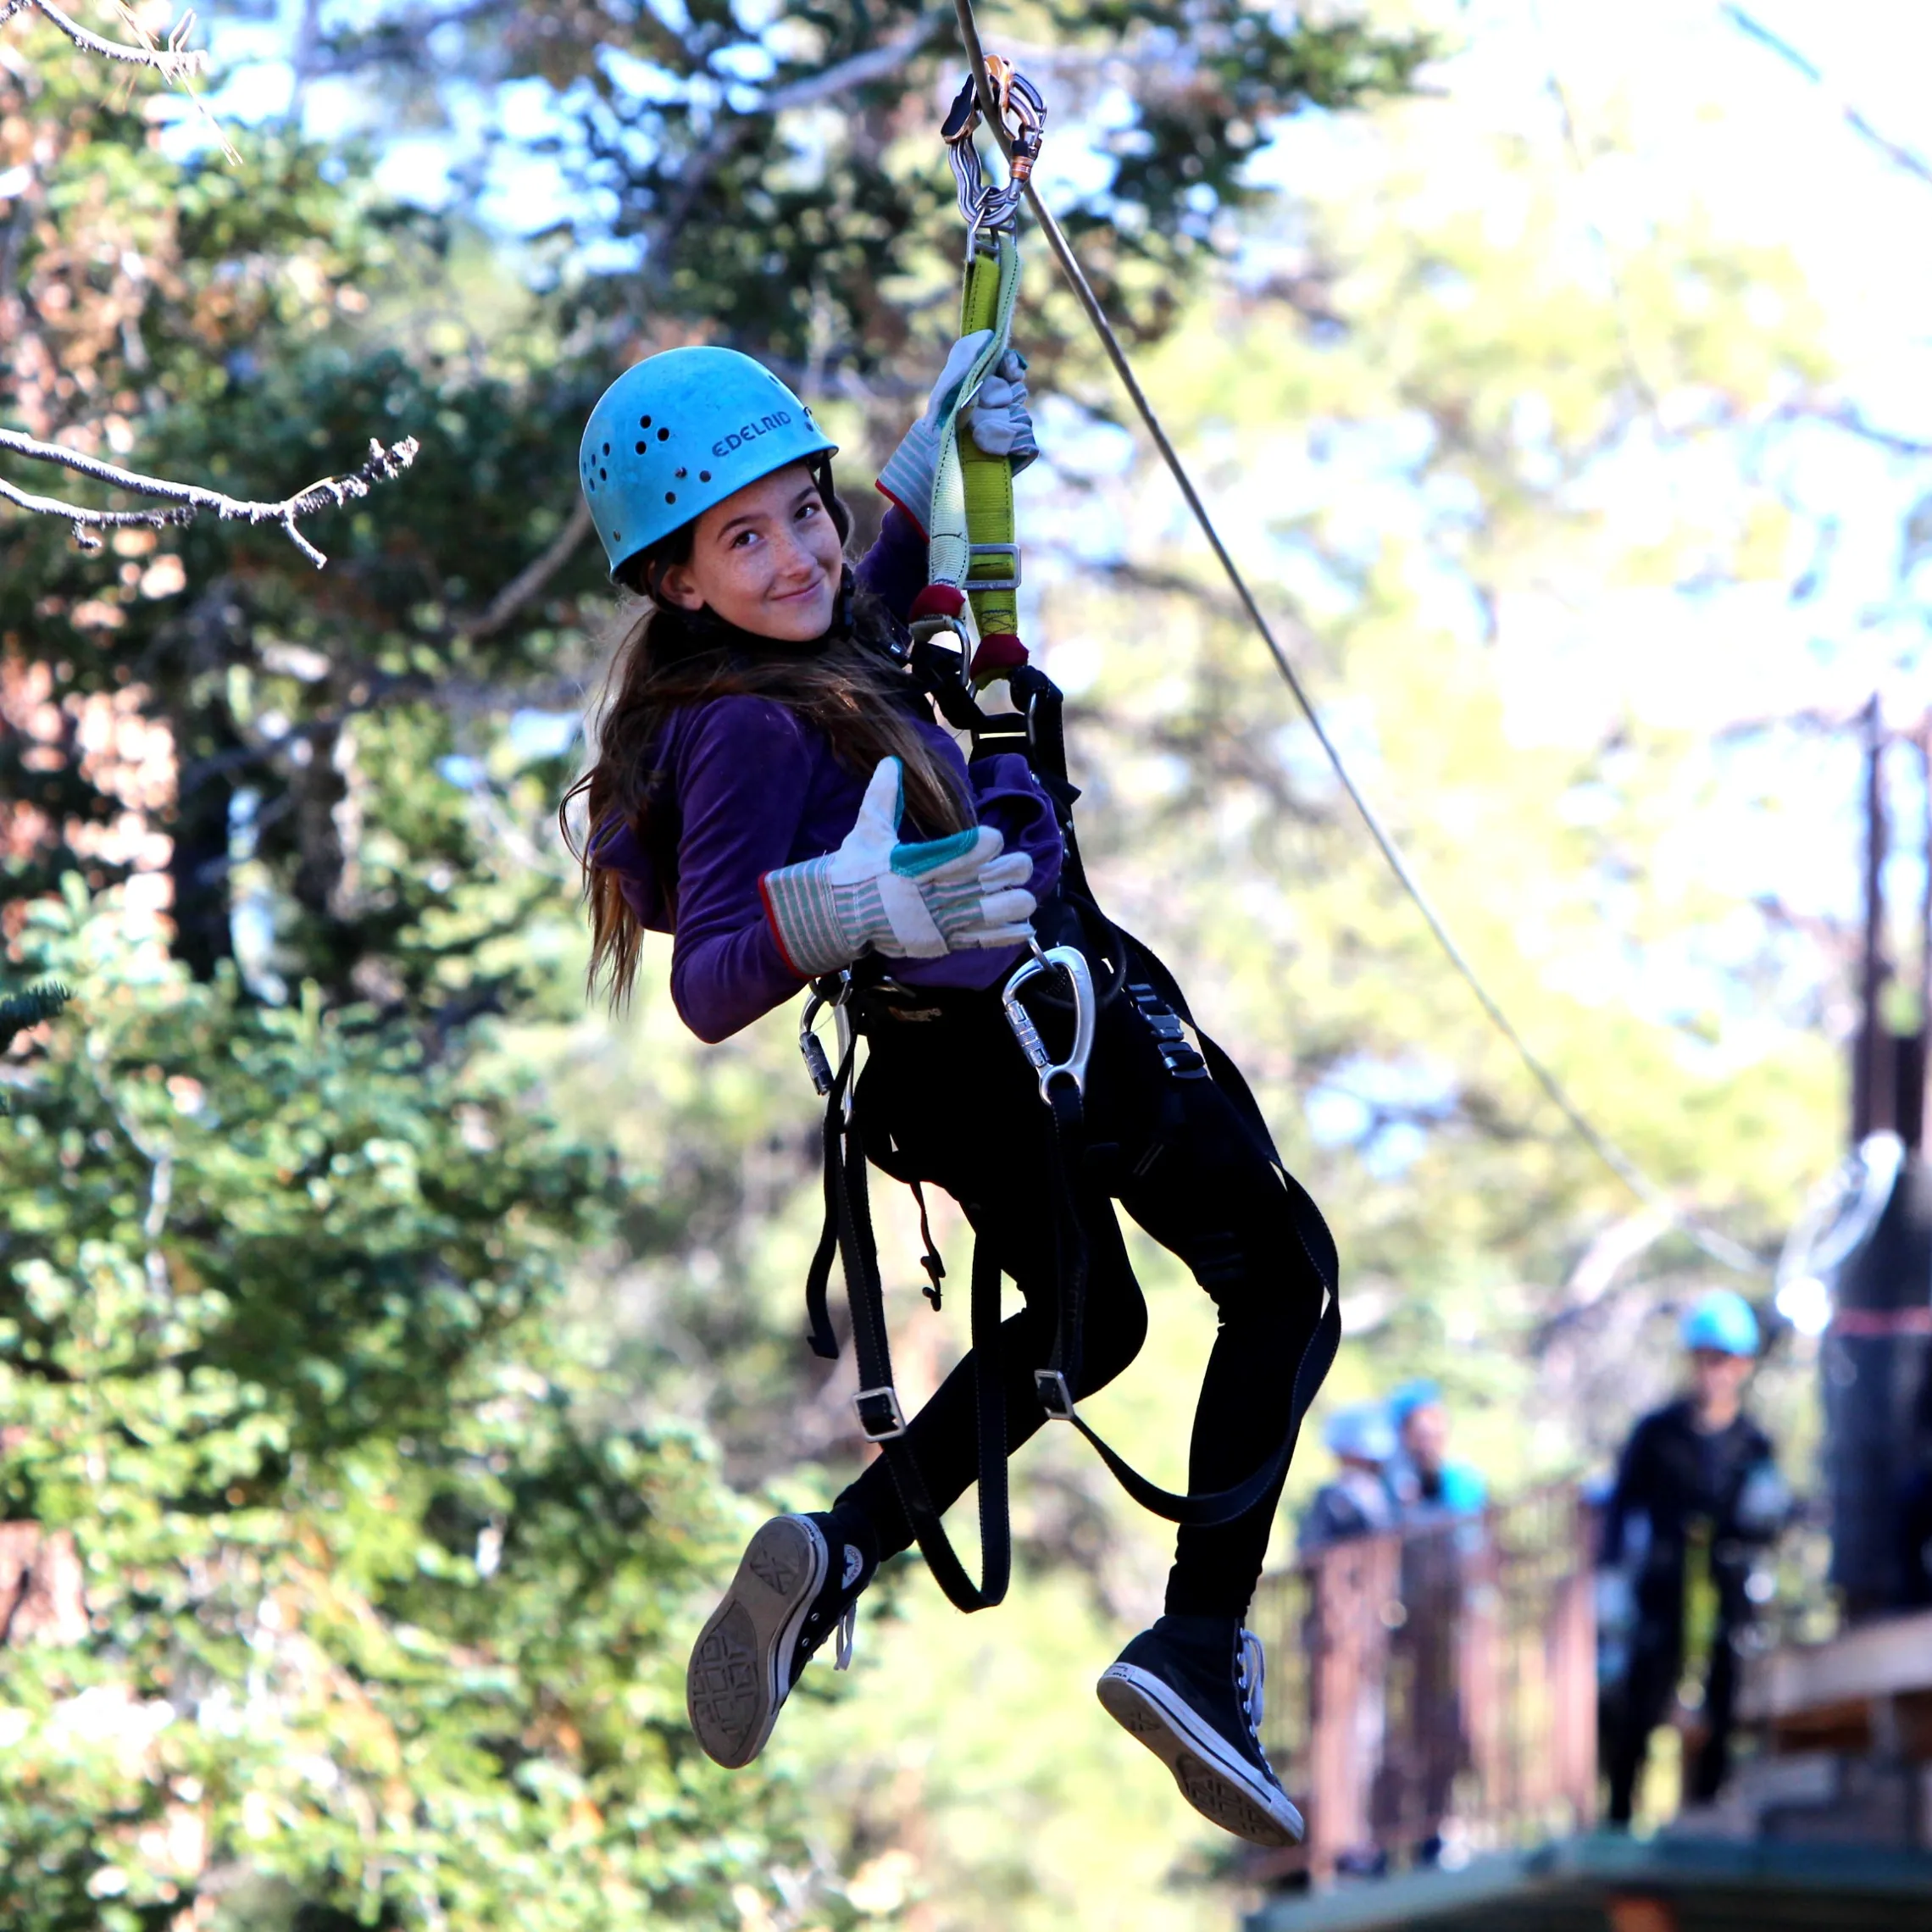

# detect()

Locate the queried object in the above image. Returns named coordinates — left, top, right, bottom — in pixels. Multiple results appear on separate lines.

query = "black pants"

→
left=1605, top=1606, right=1741, bottom=1824
left=833, top=972, right=1331, bottom=1619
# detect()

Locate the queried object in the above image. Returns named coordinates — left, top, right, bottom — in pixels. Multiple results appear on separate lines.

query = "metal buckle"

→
left=853, top=1385, right=908, bottom=1441
left=1002, top=942, right=1096, bottom=1105
left=967, top=542, right=1021, bottom=593
left=1034, top=1368, right=1077, bottom=1422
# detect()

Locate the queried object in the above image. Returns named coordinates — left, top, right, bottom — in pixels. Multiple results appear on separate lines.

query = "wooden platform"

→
left=1740, top=1606, right=1932, bottom=1760
left=1242, top=1834, right=1932, bottom=1932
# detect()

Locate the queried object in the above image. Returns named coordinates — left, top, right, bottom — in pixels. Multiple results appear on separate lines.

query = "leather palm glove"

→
left=876, top=335, right=1038, bottom=538
left=760, top=757, right=1036, bottom=978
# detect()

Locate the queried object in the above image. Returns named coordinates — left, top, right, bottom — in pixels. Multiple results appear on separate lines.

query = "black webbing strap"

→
left=1028, top=986, right=1341, bottom=1527
left=819, top=1033, right=1011, bottom=1613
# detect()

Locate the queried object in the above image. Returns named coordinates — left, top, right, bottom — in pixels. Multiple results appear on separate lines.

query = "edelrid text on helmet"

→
left=579, top=347, right=838, bottom=580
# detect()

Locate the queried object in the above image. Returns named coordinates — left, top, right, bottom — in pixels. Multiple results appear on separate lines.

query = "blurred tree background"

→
left=0, top=0, right=1914, bottom=1924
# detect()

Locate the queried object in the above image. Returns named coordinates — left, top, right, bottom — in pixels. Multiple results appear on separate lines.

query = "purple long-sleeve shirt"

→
left=595, top=509, right=1065, bottom=1042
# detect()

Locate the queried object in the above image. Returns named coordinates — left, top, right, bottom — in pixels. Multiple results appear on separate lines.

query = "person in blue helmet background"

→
left=1384, top=1380, right=1486, bottom=1525
left=1298, top=1403, right=1399, bottom=1552
left=562, top=340, right=1337, bottom=1853
left=1596, top=1289, right=1789, bottom=1826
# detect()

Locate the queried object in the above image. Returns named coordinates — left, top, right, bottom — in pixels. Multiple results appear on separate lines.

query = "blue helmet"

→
left=1388, top=1379, right=1442, bottom=1426
left=1681, top=1290, right=1760, bottom=1357
left=1323, top=1402, right=1397, bottom=1465
left=579, top=347, right=838, bottom=580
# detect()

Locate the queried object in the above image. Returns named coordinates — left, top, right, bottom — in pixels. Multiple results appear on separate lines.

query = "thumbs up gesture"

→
left=761, top=758, right=1037, bottom=978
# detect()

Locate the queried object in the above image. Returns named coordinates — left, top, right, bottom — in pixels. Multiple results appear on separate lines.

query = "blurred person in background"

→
left=1300, top=1402, right=1398, bottom=1552
left=1597, top=1291, right=1789, bottom=1827
left=1385, top=1380, right=1487, bottom=1525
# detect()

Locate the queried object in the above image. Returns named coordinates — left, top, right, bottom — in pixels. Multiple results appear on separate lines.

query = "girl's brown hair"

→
left=562, top=475, right=969, bottom=1008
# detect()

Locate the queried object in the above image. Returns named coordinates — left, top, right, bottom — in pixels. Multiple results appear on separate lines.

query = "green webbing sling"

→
left=927, top=235, right=1022, bottom=647
left=924, top=61, right=1040, bottom=679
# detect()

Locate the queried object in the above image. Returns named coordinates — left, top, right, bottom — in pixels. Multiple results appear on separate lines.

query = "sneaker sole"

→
left=1096, top=1662, right=1306, bottom=1848
left=686, top=1515, right=827, bottom=1770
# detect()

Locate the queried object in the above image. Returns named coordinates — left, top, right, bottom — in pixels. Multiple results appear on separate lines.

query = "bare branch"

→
left=3, top=0, right=207, bottom=78
left=0, top=428, right=420, bottom=568
left=1724, top=5, right=1932, bottom=192
left=458, top=498, right=592, bottom=640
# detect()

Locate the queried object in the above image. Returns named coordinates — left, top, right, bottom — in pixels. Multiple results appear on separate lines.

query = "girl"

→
left=569, top=342, right=1334, bottom=1849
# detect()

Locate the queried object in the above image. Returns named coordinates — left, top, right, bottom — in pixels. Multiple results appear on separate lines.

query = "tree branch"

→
left=1, top=0, right=207, bottom=78
left=458, top=498, right=592, bottom=640
left=0, top=428, right=420, bottom=568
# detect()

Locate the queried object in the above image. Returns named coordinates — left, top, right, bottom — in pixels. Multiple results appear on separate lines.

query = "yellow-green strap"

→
left=958, top=246, right=1019, bottom=643
left=928, top=231, right=1020, bottom=641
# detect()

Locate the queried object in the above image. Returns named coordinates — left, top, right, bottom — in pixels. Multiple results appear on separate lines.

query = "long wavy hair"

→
left=562, top=470, right=969, bottom=1008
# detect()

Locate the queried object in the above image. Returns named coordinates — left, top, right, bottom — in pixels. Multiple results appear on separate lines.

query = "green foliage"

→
left=321, top=0, right=1428, bottom=365
left=0, top=889, right=828, bottom=1931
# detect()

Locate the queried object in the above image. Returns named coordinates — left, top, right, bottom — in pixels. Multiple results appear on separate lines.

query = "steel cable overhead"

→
left=950, top=0, right=1762, bottom=1277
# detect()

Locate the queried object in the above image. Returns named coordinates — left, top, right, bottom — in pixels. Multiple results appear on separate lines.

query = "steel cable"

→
left=950, top=0, right=1761, bottom=1276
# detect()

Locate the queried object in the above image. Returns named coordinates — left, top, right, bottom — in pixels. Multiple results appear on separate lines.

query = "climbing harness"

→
left=792, top=66, right=1346, bottom=1603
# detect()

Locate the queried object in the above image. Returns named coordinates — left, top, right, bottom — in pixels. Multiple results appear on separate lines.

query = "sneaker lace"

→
left=835, top=1599, right=858, bottom=1672
left=1235, top=1628, right=1266, bottom=1744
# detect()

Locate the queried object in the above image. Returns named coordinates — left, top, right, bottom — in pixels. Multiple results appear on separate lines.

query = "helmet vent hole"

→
left=611, top=529, right=620, bottom=541
left=699, top=470, right=712, bottom=483
left=636, top=441, right=646, bottom=453
left=639, top=415, right=652, bottom=429
left=664, top=491, right=676, bottom=504
left=599, top=468, right=607, bottom=481
left=675, top=467, right=686, bottom=479
left=602, top=442, right=609, bottom=454
left=657, top=427, right=670, bottom=441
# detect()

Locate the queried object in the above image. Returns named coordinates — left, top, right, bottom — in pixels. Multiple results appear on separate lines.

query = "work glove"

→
left=876, top=334, right=1038, bottom=538
left=760, top=756, right=1036, bottom=978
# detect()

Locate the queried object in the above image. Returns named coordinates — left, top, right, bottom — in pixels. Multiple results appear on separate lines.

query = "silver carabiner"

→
left=1002, top=943, right=1096, bottom=1106
left=798, top=975, right=854, bottom=1102
left=798, top=992, right=834, bottom=1096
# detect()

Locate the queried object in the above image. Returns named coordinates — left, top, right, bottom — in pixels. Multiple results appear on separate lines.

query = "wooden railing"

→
left=1246, top=1485, right=1598, bottom=1881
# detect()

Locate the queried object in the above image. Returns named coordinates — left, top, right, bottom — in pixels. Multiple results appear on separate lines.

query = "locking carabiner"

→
left=1002, top=943, right=1096, bottom=1107
left=798, top=975, right=853, bottom=1102
left=941, top=54, right=1046, bottom=242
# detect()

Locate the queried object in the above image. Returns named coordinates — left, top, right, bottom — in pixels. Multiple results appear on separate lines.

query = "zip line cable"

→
left=949, top=0, right=1762, bottom=1278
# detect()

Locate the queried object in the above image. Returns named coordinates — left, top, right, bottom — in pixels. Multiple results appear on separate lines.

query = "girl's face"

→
left=653, top=463, right=843, bottom=641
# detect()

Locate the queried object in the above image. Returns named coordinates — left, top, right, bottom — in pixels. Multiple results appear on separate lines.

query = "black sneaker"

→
left=1096, top=1615, right=1305, bottom=1847
left=686, top=1513, right=873, bottom=1769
